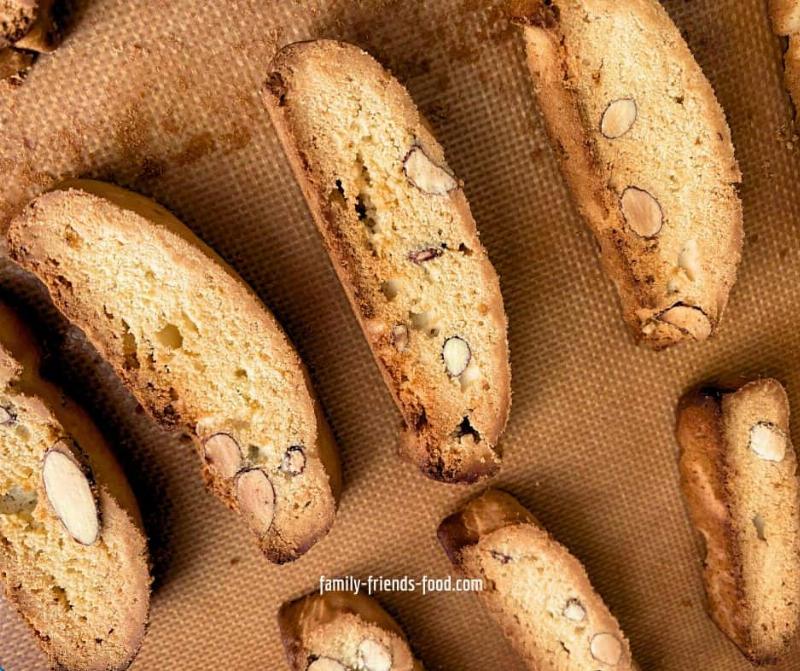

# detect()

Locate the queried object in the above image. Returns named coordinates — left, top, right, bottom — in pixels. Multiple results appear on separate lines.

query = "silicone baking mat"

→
left=1, top=0, right=799, bottom=669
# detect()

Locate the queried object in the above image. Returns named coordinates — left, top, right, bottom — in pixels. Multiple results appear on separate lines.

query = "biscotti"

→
left=0, top=0, right=57, bottom=81
left=264, top=39, right=511, bottom=484
left=676, top=379, right=800, bottom=663
left=515, top=0, right=743, bottom=349
left=0, top=302, right=150, bottom=670
left=279, top=591, right=424, bottom=671
left=769, top=0, right=800, bottom=113
left=438, top=489, right=638, bottom=671
left=6, top=180, right=342, bottom=563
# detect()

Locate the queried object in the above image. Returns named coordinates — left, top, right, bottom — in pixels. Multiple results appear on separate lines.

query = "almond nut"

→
left=678, top=239, right=699, bottom=281
left=749, top=422, right=786, bottom=462
left=490, top=549, right=512, bottom=564
left=601, top=98, right=637, bottom=139
left=442, top=336, right=471, bottom=377
left=590, top=632, right=623, bottom=665
left=621, top=187, right=663, bottom=237
left=408, top=247, right=443, bottom=264
left=403, top=145, right=457, bottom=195
left=752, top=513, right=767, bottom=541
left=235, top=468, right=275, bottom=536
left=280, top=445, right=306, bottom=475
left=659, top=305, right=712, bottom=341
left=0, top=404, right=16, bottom=425
left=391, top=324, right=409, bottom=352
left=42, top=440, right=100, bottom=546
left=357, top=639, right=392, bottom=671
left=307, top=659, right=347, bottom=671
left=203, top=433, right=243, bottom=480
left=562, top=598, right=586, bottom=622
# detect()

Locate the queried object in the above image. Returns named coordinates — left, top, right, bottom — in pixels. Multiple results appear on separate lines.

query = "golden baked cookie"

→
left=515, top=0, right=743, bottom=349
left=0, top=301, right=150, bottom=670
left=264, top=39, right=511, bottom=484
left=438, top=489, right=639, bottom=671
left=6, top=180, right=342, bottom=563
left=677, top=379, right=800, bottom=664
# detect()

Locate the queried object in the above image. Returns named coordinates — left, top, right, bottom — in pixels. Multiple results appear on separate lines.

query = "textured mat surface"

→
left=1, top=0, right=799, bottom=669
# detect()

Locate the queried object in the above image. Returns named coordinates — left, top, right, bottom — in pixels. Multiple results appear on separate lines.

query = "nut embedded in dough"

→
left=403, top=145, right=458, bottom=195
left=621, top=186, right=663, bottom=238
left=42, top=440, right=100, bottom=546
left=235, top=468, right=275, bottom=536
left=203, top=432, right=243, bottom=479
left=590, top=632, right=623, bottom=665
left=357, top=638, right=393, bottom=671
left=749, top=422, right=786, bottom=462
left=601, top=98, right=637, bottom=139
left=442, top=336, right=471, bottom=377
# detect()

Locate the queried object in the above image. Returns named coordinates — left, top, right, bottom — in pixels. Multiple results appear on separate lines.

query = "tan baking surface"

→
left=0, top=0, right=798, bottom=669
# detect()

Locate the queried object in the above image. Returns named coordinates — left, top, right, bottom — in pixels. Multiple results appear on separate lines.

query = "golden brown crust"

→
left=6, top=181, right=341, bottom=563
left=0, top=302, right=150, bottom=671
left=515, top=0, right=743, bottom=350
left=677, top=380, right=800, bottom=664
left=264, top=40, right=511, bottom=484
left=278, top=591, right=424, bottom=671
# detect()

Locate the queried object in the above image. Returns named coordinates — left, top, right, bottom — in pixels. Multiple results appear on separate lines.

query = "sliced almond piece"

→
left=590, top=632, right=623, bottom=665
left=280, top=445, right=306, bottom=475
left=749, top=422, right=786, bottom=462
left=659, top=305, right=712, bottom=341
left=307, top=659, right=347, bottom=671
left=357, top=638, right=392, bottom=671
left=235, top=468, right=275, bottom=536
left=621, top=187, right=663, bottom=238
left=403, top=146, right=457, bottom=195
left=0, top=405, right=16, bottom=425
left=442, top=336, right=471, bottom=377
left=601, top=98, right=637, bottom=139
left=562, top=598, right=586, bottom=622
left=42, top=441, right=100, bottom=545
left=203, top=433, right=243, bottom=479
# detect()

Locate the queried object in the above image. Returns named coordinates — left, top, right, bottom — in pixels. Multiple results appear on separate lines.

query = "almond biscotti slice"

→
left=0, top=302, right=150, bottom=670
left=438, top=489, right=638, bottom=671
left=6, top=180, right=342, bottom=563
left=264, top=40, right=511, bottom=484
left=676, top=379, right=800, bottom=663
left=515, top=0, right=743, bottom=349
left=769, top=0, right=800, bottom=113
left=279, top=591, right=425, bottom=671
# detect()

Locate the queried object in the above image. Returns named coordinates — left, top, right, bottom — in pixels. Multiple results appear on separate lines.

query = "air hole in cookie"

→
left=328, top=180, right=347, bottom=208
left=247, top=445, right=261, bottom=461
left=235, top=368, right=248, bottom=379
left=156, top=323, right=183, bottom=350
left=458, top=242, right=473, bottom=256
left=64, top=225, right=82, bottom=249
left=455, top=416, right=481, bottom=443
left=121, top=321, right=140, bottom=371
left=355, top=194, right=368, bottom=220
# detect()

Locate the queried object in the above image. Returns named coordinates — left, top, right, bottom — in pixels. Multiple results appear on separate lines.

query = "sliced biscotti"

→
left=0, top=0, right=57, bottom=82
left=769, top=0, right=800, bottom=113
left=676, top=379, right=800, bottom=663
left=279, top=590, right=425, bottom=671
left=0, top=302, right=150, bottom=670
left=264, top=40, right=511, bottom=484
left=438, top=489, right=638, bottom=670
left=515, top=0, right=743, bottom=349
left=6, top=179, right=342, bottom=563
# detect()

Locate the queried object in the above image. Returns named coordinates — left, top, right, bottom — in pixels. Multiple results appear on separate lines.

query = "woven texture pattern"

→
left=1, top=0, right=799, bottom=669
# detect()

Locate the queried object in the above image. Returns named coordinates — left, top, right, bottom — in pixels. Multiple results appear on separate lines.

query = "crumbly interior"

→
left=0, top=354, right=144, bottom=669
left=722, top=381, right=800, bottom=658
left=525, top=0, right=741, bottom=345
left=8, top=183, right=335, bottom=555
left=269, top=41, right=509, bottom=481
left=461, top=524, right=635, bottom=671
